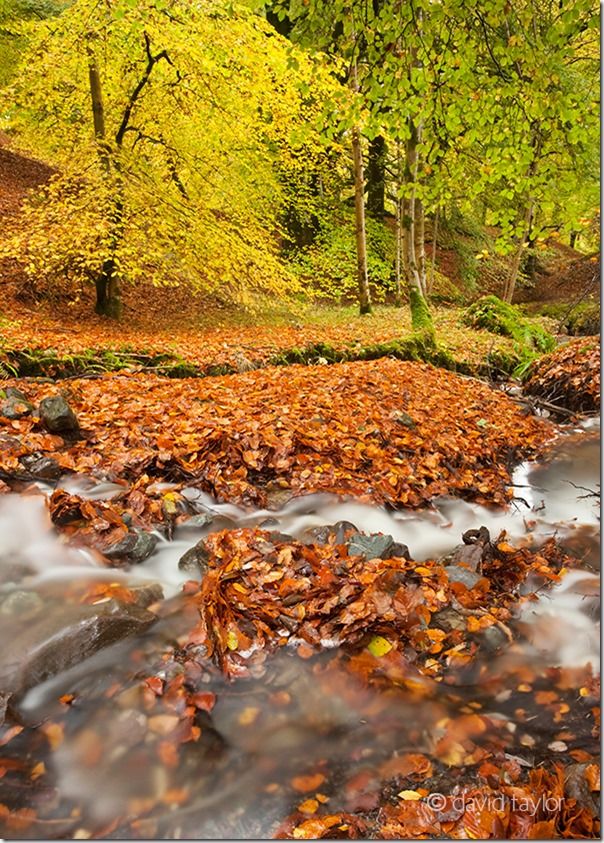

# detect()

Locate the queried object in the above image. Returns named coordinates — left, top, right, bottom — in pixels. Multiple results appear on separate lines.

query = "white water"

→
left=1, top=424, right=599, bottom=671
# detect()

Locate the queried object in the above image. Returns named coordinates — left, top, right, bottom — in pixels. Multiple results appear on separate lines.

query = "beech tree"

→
left=2, top=0, right=336, bottom=316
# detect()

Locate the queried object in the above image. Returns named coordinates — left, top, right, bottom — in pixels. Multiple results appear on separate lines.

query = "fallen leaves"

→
left=1, top=359, right=552, bottom=524
left=525, top=338, right=600, bottom=412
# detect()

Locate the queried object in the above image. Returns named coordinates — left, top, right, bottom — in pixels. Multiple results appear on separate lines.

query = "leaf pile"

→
left=0, top=359, right=552, bottom=513
left=524, top=338, right=600, bottom=412
left=193, top=527, right=570, bottom=681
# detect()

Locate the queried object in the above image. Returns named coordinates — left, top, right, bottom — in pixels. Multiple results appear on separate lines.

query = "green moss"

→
left=462, top=295, right=555, bottom=353
left=409, top=287, right=434, bottom=334
left=3, top=348, right=205, bottom=379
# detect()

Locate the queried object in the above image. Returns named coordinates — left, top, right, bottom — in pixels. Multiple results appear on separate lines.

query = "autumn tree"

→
left=1, top=0, right=336, bottom=317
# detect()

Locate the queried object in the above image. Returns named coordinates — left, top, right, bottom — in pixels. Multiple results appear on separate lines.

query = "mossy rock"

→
left=564, top=302, right=600, bottom=337
left=462, top=295, right=555, bottom=353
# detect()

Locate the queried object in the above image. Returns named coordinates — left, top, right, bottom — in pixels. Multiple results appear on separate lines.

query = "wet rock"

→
left=447, top=526, right=493, bottom=571
left=431, top=607, right=466, bottom=633
left=39, top=394, right=80, bottom=435
left=181, top=512, right=215, bottom=530
left=105, top=530, right=158, bottom=565
left=19, top=453, right=63, bottom=482
left=128, top=583, right=164, bottom=608
left=1, top=387, right=34, bottom=420
left=480, top=624, right=508, bottom=653
left=446, top=543, right=485, bottom=572
left=267, top=530, right=295, bottom=544
left=564, top=763, right=599, bottom=815
left=179, top=539, right=211, bottom=576
left=444, top=565, right=483, bottom=589
left=303, top=521, right=358, bottom=545
left=348, top=532, right=410, bottom=561
left=0, top=597, right=157, bottom=696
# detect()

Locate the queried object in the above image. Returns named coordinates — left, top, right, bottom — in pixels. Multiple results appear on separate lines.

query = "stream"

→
left=0, top=420, right=599, bottom=838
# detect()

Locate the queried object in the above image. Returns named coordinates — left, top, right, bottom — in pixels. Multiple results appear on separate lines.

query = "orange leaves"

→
left=291, top=773, right=326, bottom=793
left=1, top=359, right=552, bottom=514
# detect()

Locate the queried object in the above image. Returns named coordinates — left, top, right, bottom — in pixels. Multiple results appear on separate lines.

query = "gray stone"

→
left=1, top=388, right=34, bottom=420
left=39, top=395, right=79, bottom=434
left=181, top=512, right=215, bottom=530
left=105, top=530, right=158, bottom=565
left=444, top=565, right=483, bottom=589
left=179, top=538, right=211, bottom=576
left=0, top=598, right=157, bottom=696
left=348, top=532, right=409, bottom=561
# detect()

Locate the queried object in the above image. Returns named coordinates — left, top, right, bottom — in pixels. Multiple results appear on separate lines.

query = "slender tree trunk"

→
left=415, top=197, right=426, bottom=295
left=351, top=127, right=372, bottom=314
left=503, top=200, right=534, bottom=303
left=394, top=144, right=403, bottom=307
left=366, top=135, right=386, bottom=220
left=427, top=206, right=439, bottom=295
left=401, top=119, right=432, bottom=331
left=394, top=195, right=403, bottom=307
left=88, top=48, right=122, bottom=319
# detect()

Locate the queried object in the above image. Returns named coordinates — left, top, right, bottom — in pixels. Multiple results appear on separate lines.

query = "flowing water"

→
left=0, top=422, right=599, bottom=838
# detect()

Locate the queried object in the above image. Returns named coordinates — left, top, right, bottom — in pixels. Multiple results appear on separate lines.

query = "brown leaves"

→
left=1, top=359, right=552, bottom=516
left=525, top=337, right=600, bottom=412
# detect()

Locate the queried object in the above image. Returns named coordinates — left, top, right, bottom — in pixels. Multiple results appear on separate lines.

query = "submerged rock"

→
left=0, top=597, right=158, bottom=701
left=39, top=395, right=80, bottom=435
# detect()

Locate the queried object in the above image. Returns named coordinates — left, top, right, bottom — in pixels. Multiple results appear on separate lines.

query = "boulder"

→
left=0, top=597, right=157, bottom=699
left=38, top=395, right=80, bottom=435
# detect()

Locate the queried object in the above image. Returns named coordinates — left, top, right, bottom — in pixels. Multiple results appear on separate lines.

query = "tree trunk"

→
left=88, top=48, right=122, bottom=319
left=569, top=231, right=578, bottom=249
left=427, top=206, right=439, bottom=295
left=401, top=120, right=432, bottom=332
left=503, top=200, right=534, bottom=303
left=394, top=195, right=403, bottom=307
left=366, top=135, right=386, bottom=220
left=415, top=197, right=426, bottom=295
left=351, top=127, right=372, bottom=315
